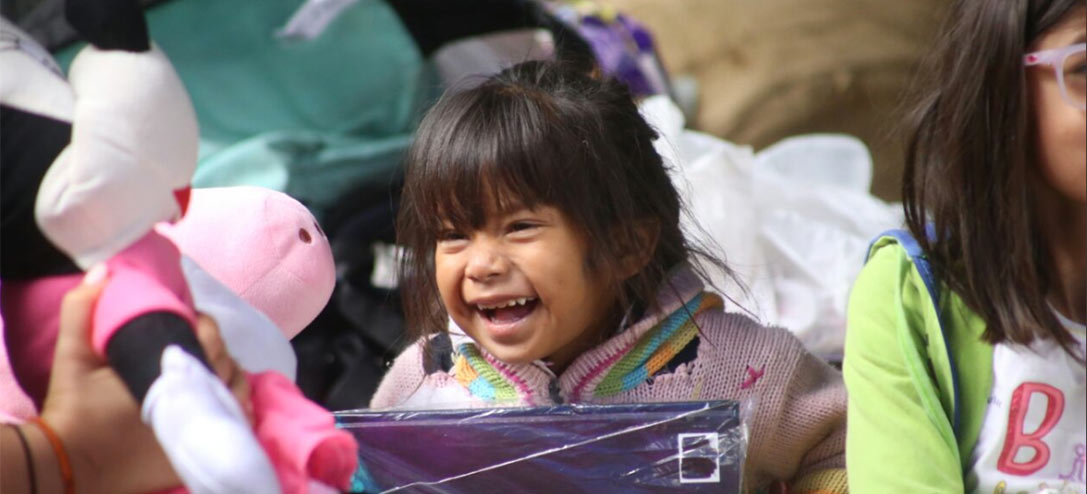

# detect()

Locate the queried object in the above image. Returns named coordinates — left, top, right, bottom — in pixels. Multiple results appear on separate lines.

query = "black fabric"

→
left=292, top=306, right=393, bottom=412
left=293, top=177, right=408, bottom=410
left=642, top=336, right=700, bottom=386
left=0, top=104, right=81, bottom=280
left=548, top=378, right=563, bottom=404
left=663, top=336, right=700, bottom=374
left=424, top=332, right=454, bottom=374
left=387, top=0, right=545, bottom=56
left=324, top=175, right=405, bottom=356
left=386, top=0, right=594, bottom=71
left=105, top=312, right=208, bottom=403
left=65, top=0, right=149, bottom=51
left=6, top=0, right=170, bottom=53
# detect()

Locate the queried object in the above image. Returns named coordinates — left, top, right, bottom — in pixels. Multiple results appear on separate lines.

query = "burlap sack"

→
left=609, top=0, right=949, bottom=200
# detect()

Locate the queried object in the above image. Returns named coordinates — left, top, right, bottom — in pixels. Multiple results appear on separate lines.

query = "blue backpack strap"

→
left=867, top=228, right=962, bottom=438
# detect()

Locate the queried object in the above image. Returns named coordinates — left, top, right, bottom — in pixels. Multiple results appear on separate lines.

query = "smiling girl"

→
left=369, top=60, right=849, bottom=493
left=844, top=0, right=1086, bottom=492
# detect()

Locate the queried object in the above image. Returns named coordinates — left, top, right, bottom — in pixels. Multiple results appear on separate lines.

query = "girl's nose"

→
left=465, top=243, right=507, bottom=282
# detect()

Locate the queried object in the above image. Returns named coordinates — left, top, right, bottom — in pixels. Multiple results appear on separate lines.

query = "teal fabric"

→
left=56, top=0, right=440, bottom=216
left=188, top=130, right=415, bottom=215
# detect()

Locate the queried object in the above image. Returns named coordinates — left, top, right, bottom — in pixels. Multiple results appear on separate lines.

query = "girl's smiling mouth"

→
left=476, top=297, right=539, bottom=324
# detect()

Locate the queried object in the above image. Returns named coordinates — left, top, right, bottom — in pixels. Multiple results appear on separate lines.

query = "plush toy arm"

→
left=35, top=43, right=198, bottom=269
left=249, top=372, right=358, bottom=493
left=180, top=255, right=299, bottom=380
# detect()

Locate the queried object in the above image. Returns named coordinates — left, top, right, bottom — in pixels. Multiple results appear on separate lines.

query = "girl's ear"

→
left=616, top=219, right=660, bottom=281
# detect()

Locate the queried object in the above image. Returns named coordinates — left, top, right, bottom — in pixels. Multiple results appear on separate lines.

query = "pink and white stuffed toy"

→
left=1, top=3, right=353, bottom=492
left=160, top=187, right=356, bottom=494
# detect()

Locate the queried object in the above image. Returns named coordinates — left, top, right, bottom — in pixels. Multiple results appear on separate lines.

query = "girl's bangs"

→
left=413, top=89, right=576, bottom=235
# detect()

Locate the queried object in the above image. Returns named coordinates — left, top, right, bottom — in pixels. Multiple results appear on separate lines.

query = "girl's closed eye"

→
left=506, top=219, right=542, bottom=237
left=503, top=209, right=554, bottom=239
left=437, top=227, right=469, bottom=246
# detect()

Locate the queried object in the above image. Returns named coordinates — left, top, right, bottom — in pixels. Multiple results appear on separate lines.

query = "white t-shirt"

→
left=970, top=311, right=1087, bottom=494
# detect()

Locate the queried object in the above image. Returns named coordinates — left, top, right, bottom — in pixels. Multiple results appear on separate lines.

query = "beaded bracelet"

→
left=27, top=418, right=74, bottom=494
left=12, top=425, right=37, bottom=494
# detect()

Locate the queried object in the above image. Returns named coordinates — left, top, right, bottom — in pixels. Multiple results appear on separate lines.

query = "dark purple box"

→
left=335, top=401, right=746, bottom=493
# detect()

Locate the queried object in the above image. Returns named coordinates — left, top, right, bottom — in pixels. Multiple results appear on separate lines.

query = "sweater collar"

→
left=449, top=266, right=715, bottom=405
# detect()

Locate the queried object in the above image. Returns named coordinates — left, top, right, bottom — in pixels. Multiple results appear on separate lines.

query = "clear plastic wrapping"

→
left=334, top=400, right=748, bottom=493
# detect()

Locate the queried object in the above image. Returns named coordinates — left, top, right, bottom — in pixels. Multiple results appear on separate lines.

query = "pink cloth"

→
left=0, top=284, right=37, bottom=421
left=250, top=372, right=358, bottom=492
left=1, top=274, right=80, bottom=407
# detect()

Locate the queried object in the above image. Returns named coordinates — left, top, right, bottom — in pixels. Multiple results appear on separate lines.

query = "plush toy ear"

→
left=33, top=18, right=199, bottom=269
left=66, top=0, right=150, bottom=52
left=157, top=186, right=335, bottom=339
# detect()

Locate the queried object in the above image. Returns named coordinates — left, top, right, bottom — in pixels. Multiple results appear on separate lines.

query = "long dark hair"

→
left=397, top=60, right=732, bottom=340
left=903, top=0, right=1082, bottom=359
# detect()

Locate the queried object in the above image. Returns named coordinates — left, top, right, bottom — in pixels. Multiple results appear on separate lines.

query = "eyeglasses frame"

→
left=1024, top=42, right=1087, bottom=110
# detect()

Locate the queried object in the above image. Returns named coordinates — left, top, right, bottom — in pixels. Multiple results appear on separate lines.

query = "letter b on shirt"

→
left=997, top=382, right=1065, bottom=475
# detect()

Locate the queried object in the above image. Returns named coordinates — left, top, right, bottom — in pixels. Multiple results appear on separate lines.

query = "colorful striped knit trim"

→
left=592, top=292, right=722, bottom=397
left=450, top=292, right=722, bottom=402
left=452, top=343, right=521, bottom=402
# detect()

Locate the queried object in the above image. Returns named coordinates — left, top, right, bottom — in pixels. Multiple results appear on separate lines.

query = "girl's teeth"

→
left=477, top=297, right=535, bottom=310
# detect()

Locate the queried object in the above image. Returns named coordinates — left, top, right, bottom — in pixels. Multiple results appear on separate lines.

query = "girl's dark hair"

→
left=397, top=60, right=731, bottom=340
left=903, top=0, right=1082, bottom=358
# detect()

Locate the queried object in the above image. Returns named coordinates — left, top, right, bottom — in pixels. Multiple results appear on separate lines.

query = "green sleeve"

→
left=843, top=243, right=963, bottom=493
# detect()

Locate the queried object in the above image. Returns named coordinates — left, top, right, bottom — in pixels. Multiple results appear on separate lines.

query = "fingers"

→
left=52, top=266, right=108, bottom=376
left=194, top=314, right=243, bottom=389
left=194, top=314, right=253, bottom=422
left=194, top=313, right=229, bottom=377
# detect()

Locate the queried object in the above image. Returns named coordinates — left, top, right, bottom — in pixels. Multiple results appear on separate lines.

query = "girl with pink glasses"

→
left=844, top=0, right=1085, bottom=492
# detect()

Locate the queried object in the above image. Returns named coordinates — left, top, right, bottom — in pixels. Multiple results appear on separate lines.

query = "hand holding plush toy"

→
left=0, top=1, right=312, bottom=491
left=0, top=184, right=357, bottom=493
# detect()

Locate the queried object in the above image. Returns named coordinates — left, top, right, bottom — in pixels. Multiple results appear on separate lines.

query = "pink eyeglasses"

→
left=1024, top=43, right=1087, bottom=110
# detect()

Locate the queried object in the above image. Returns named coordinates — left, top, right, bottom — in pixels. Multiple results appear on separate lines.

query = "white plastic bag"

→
left=642, top=96, right=902, bottom=359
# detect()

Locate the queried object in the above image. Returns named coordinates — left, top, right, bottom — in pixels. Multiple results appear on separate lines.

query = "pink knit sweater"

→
left=370, top=268, right=847, bottom=492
